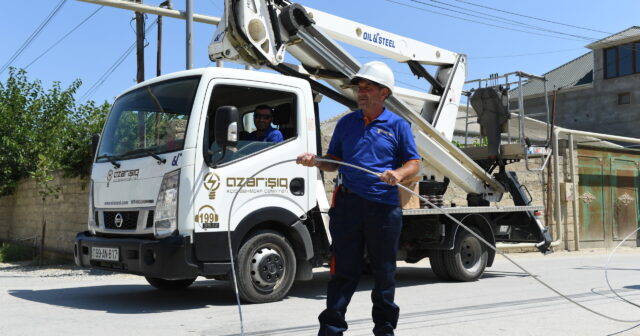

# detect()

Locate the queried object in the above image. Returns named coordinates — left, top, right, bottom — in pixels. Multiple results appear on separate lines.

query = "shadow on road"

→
left=8, top=280, right=238, bottom=314
left=288, top=265, right=526, bottom=300
left=7, top=265, right=528, bottom=313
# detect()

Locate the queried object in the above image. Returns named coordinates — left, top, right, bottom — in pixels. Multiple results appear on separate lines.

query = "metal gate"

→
left=577, top=146, right=639, bottom=248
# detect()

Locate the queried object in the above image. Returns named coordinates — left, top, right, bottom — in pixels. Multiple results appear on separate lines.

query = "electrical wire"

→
left=469, top=48, right=584, bottom=60
left=426, top=0, right=598, bottom=40
left=453, top=0, right=613, bottom=35
left=80, top=18, right=159, bottom=102
left=225, top=159, right=314, bottom=336
left=24, top=6, right=104, bottom=70
left=384, top=0, right=587, bottom=42
left=408, top=0, right=598, bottom=41
left=79, top=43, right=136, bottom=102
left=0, top=0, right=68, bottom=75
left=312, top=157, right=640, bottom=323
left=207, top=0, right=223, bottom=11
left=605, top=227, right=640, bottom=309
left=224, top=157, right=640, bottom=336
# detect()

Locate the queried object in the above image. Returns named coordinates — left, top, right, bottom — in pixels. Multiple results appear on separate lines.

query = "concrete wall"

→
left=517, top=49, right=640, bottom=138
left=0, top=172, right=89, bottom=257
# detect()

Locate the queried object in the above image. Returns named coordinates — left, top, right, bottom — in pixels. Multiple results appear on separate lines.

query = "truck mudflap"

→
left=74, top=232, right=198, bottom=280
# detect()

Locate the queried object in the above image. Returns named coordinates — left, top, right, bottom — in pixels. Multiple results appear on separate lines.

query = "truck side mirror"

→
left=215, top=106, right=239, bottom=148
left=91, top=133, right=100, bottom=159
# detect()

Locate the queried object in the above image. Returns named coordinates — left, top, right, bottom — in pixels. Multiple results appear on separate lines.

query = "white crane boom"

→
left=74, top=0, right=506, bottom=197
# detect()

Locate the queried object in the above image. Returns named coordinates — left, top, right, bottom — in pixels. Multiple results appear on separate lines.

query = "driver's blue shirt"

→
left=327, top=108, right=419, bottom=205
left=248, top=126, right=284, bottom=142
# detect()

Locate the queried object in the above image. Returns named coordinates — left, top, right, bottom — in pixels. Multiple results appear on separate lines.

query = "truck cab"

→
left=76, top=67, right=327, bottom=302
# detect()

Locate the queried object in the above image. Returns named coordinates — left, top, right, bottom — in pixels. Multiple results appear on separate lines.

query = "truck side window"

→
left=206, top=85, right=297, bottom=165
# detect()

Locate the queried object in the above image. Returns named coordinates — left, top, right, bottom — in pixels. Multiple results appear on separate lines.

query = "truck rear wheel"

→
left=443, top=227, right=488, bottom=281
left=145, top=277, right=196, bottom=290
left=236, top=230, right=296, bottom=303
left=429, top=250, right=452, bottom=281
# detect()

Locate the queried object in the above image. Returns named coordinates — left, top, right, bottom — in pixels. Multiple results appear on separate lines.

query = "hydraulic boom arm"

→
left=210, top=0, right=506, bottom=198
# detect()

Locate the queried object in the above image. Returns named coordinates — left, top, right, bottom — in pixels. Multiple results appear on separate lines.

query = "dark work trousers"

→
left=318, top=189, right=403, bottom=336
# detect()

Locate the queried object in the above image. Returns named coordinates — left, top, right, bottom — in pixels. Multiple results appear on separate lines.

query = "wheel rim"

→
left=250, top=245, right=285, bottom=291
left=460, top=234, right=483, bottom=273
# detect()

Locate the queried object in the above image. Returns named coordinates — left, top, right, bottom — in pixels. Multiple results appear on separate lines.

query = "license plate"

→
left=91, top=247, right=119, bottom=261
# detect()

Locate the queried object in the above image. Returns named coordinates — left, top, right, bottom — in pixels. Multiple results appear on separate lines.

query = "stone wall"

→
left=0, top=172, right=89, bottom=257
left=0, top=193, right=15, bottom=241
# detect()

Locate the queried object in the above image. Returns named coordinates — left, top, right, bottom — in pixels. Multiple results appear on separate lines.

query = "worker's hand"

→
left=296, top=152, right=317, bottom=167
left=380, top=170, right=402, bottom=186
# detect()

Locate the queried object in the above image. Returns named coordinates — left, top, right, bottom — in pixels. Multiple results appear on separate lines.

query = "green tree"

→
left=0, top=67, right=109, bottom=195
left=60, top=100, right=110, bottom=176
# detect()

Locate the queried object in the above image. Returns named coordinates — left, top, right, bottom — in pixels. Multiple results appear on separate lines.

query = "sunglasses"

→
left=254, top=113, right=272, bottom=120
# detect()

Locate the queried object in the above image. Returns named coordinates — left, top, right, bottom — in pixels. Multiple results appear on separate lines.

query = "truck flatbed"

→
left=402, top=205, right=543, bottom=216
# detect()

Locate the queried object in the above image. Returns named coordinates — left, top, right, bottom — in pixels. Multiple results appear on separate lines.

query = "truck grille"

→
left=146, top=211, right=155, bottom=228
left=104, top=211, right=139, bottom=230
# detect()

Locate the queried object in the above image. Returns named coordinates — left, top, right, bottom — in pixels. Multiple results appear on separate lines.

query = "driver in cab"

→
left=247, top=104, right=284, bottom=143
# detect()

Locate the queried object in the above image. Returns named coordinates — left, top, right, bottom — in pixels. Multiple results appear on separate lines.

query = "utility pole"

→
left=157, top=1, right=172, bottom=76
left=186, top=0, right=193, bottom=69
left=135, top=0, right=145, bottom=83
left=135, top=0, right=145, bottom=148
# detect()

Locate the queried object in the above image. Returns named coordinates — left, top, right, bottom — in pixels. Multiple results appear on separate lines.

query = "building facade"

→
left=511, top=27, right=640, bottom=139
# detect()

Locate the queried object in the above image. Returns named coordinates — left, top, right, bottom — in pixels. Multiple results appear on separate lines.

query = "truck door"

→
left=192, top=78, right=313, bottom=260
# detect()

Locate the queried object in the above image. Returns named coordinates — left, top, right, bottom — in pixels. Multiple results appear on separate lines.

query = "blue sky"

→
left=1, top=0, right=638, bottom=121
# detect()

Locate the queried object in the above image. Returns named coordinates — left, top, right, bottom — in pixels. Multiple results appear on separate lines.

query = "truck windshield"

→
left=97, top=76, right=200, bottom=162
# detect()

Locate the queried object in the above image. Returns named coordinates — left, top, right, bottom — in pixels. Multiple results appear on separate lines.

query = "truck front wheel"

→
left=443, top=227, right=488, bottom=281
left=145, top=277, right=196, bottom=290
left=236, top=230, right=296, bottom=303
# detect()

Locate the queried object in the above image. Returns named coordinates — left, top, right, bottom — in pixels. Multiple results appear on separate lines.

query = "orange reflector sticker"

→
left=330, top=255, right=336, bottom=275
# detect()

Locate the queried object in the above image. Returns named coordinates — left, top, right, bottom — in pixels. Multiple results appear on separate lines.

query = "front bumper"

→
left=74, top=232, right=198, bottom=280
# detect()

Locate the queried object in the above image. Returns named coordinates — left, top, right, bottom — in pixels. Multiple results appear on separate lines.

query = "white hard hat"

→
left=350, top=61, right=395, bottom=95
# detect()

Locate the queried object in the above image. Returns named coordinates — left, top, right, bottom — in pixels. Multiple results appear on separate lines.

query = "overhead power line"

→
left=207, top=0, right=223, bottom=11
left=384, top=0, right=587, bottom=42
left=0, top=0, right=67, bottom=75
left=80, top=18, right=159, bottom=102
left=469, top=48, right=585, bottom=60
left=421, top=0, right=599, bottom=41
left=453, top=0, right=613, bottom=35
left=25, top=6, right=104, bottom=70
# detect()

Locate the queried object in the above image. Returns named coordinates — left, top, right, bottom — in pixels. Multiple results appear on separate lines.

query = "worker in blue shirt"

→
left=297, top=61, right=420, bottom=336
left=247, top=104, right=284, bottom=142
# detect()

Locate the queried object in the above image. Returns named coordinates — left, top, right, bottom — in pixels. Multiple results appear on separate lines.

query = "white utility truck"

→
left=75, top=0, right=552, bottom=303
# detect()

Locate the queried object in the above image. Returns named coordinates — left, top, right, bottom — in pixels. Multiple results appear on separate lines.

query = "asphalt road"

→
left=1, top=249, right=640, bottom=336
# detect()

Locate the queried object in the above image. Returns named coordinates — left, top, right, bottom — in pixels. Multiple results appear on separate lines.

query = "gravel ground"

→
left=0, top=261, right=136, bottom=278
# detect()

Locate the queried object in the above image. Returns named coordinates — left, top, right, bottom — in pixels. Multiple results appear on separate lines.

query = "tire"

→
left=429, top=250, right=452, bottom=281
left=236, top=230, right=297, bottom=303
left=145, top=277, right=196, bottom=290
left=442, top=227, right=488, bottom=282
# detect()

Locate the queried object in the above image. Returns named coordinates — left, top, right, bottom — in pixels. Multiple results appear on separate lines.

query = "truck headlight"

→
left=154, top=169, right=180, bottom=238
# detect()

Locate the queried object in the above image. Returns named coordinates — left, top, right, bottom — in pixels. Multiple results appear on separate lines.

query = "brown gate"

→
left=577, top=146, right=640, bottom=248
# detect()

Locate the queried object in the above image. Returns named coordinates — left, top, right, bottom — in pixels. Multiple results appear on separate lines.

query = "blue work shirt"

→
left=327, top=108, right=420, bottom=205
left=248, top=126, right=284, bottom=142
